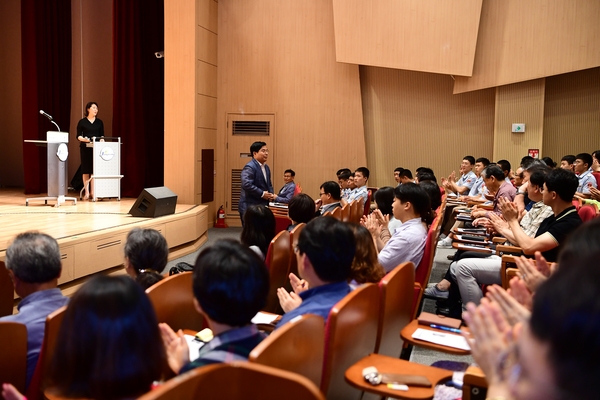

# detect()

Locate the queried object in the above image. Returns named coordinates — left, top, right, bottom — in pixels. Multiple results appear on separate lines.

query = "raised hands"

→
left=485, top=285, right=531, bottom=325
left=514, top=252, right=552, bottom=293
left=159, top=322, right=190, bottom=374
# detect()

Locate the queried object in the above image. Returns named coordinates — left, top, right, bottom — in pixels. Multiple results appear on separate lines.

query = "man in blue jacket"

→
left=238, top=141, right=274, bottom=224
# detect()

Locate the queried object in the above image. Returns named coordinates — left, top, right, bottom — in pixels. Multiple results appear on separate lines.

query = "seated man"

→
left=434, top=168, right=582, bottom=309
left=275, top=217, right=355, bottom=328
left=441, top=155, right=477, bottom=197
left=560, top=154, right=576, bottom=171
left=343, top=167, right=370, bottom=206
left=159, top=239, right=269, bottom=374
left=1, top=232, right=69, bottom=389
left=470, top=164, right=517, bottom=219
left=315, top=181, right=342, bottom=216
left=336, top=168, right=353, bottom=202
left=458, top=157, right=490, bottom=203
left=393, top=167, right=404, bottom=186
left=573, top=152, right=597, bottom=198
left=274, top=169, right=296, bottom=203
left=398, top=169, right=414, bottom=184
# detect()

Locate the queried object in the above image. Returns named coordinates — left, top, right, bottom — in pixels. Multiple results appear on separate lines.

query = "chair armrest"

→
left=462, top=366, right=488, bottom=400
left=491, top=237, right=507, bottom=244
left=501, top=255, right=517, bottom=288
left=496, top=245, right=522, bottom=256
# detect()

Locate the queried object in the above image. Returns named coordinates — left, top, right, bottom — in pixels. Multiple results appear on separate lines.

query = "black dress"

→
left=76, top=118, right=104, bottom=174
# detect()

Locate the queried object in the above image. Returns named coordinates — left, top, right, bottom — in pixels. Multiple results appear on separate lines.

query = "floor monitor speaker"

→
left=129, top=187, right=177, bottom=218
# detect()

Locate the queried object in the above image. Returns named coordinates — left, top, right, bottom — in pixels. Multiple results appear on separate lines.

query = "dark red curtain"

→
left=113, top=0, right=164, bottom=198
left=21, top=0, right=72, bottom=194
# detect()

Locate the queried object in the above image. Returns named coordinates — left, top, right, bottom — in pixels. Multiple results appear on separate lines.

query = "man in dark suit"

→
left=239, top=141, right=275, bottom=223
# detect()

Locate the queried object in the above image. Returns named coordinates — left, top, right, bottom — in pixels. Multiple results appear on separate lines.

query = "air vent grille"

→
left=232, top=121, right=270, bottom=136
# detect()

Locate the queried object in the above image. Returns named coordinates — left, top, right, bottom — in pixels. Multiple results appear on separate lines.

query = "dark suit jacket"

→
left=239, top=158, right=274, bottom=217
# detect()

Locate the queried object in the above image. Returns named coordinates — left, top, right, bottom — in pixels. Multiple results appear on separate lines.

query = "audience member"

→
left=160, top=240, right=268, bottom=374
left=393, top=167, right=404, bottom=186
left=441, top=156, right=476, bottom=196
left=470, top=164, right=517, bottom=219
left=419, top=180, right=442, bottom=211
left=274, top=169, right=296, bottom=203
left=0, top=232, right=69, bottom=389
left=123, top=228, right=168, bottom=289
left=573, top=152, right=597, bottom=198
left=592, top=150, right=600, bottom=172
left=363, top=183, right=434, bottom=272
left=496, top=159, right=512, bottom=179
left=240, top=205, right=275, bottom=260
left=373, top=186, right=402, bottom=235
left=541, top=156, right=556, bottom=168
left=559, top=154, right=576, bottom=171
left=287, top=193, right=315, bottom=230
left=343, top=167, right=370, bottom=205
left=276, top=217, right=355, bottom=328
left=336, top=168, right=353, bottom=201
left=348, top=224, right=385, bottom=288
left=459, top=157, right=490, bottom=202
left=398, top=169, right=414, bottom=184
left=1, top=275, right=165, bottom=400
left=315, top=181, right=341, bottom=216
left=415, top=167, right=437, bottom=184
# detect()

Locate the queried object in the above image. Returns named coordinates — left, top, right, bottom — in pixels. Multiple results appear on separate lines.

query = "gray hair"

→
left=6, top=232, right=62, bottom=283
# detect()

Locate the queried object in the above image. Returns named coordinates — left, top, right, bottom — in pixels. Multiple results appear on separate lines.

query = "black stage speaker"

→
left=129, top=187, right=177, bottom=218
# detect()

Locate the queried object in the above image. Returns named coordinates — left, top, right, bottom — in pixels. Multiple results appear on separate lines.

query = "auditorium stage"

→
left=0, top=188, right=208, bottom=297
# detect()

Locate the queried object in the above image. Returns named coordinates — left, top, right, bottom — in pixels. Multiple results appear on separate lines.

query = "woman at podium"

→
left=76, top=101, right=104, bottom=200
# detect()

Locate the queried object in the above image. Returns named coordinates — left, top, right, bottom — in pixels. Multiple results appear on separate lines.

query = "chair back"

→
left=293, top=183, right=303, bottom=196
left=578, top=204, right=597, bottom=222
left=146, top=272, right=206, bottom=332
left=340, top=203, right=351, bottom=222
left=0, top=322, right=28, bottom=393
left=363, top=190, right=372, bottom=216
left=331, top=206, right=342, bottom=220
left=593, top=172, right=600, bottom=186
left=375, top=262, right=415, bottom=357
left=0, top=261, right=14, bottom=317
left=412, top=214, right=442, bottom=319
left=25, top=305, right=66, bottom=400
left=287, top=223, right=306, bottom=281
left=137, top=362, right=325, bottom=400
left=321, top=283, right=380, bottom=400
left=264, top=230, right=292, bottom=313
left=250, top=314, right=324, bottom=387
left=349, top=200, right=361, bottom=223
left=274, top=215, right=292, bottom=234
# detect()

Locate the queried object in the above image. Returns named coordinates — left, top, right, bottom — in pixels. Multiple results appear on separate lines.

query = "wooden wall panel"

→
left=0, top=0, right=23, bottom=187
left=542, top=68, right=600, bottom=160
left=454, top=0, right=600, bottom=94
left=165, top=0, right=197, bottom=204
left=360, top=66, right=495, bottom=188
left=493, top=79, right=545, bottom=166
left=217, top=0, right=365, bottom=212
left=332, top=0, right=483, bottom=76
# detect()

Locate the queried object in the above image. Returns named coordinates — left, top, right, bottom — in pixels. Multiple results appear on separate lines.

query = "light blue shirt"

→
left=457, top=171, right=477, bottom=191
left=347, top=186, right=368, bottom=204
left=468, top=176, right=485, bottom=197
left=378, top=218, right=428, bottom=272
left=577, top=169, right=597, bottom=194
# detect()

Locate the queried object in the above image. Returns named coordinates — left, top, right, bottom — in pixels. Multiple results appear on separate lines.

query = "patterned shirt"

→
left=506, top=201, right=554, bottom=245
left=179, top=325, right=266, bottom=374
left=457, top=171, right=477, bottom=191
left=577, top=169, right=597, bottom=194
left=346, top=186, right=368, bottom=204
left=468, top=176, right=485, bottom=197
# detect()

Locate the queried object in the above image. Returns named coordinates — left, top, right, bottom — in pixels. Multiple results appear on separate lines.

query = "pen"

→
left=430, top=324, right=463, bottom=334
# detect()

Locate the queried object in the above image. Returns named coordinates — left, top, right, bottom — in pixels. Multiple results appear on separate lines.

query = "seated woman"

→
left=348, top=224, right=386, bottom=288
left=287, top=193, right=315, bottom=231
left=363, top=183, right=434, bottom=272
left=374, top=186, right=402, bottom=239
left=2, top=275, right=165, bottom=400
left=124, top=228, right=168, bottom=289
left=418, top=180, right=442, bottom=211
left=240, top=205, right=276, bottom=260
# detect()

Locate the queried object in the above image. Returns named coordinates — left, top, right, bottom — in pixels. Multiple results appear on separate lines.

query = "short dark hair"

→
left=394, top=183, right=435, bottom=225
left=416, top=167, right=434, bottom=175
left=528, top=169, right=547, bottom=188
left=463, top=156, right=475, bottom=165
left=297, top=217, right=355, bottom=282
left=475, top=157, right=490, bottom=166
left=521, top=155, right=535, bottom=168
left=575, top=153, right=593, bottom=169
left=288, top=193, right=315, bottom=224
left=6, top=232, right=62, bottom=283
left=84, top=101, right=98, bottom=117
left=284, top=169, right=295, bottom=177
left=336, top=168, right=352, bottom=178
left=193, top=240, right=269, bottom=327
left=561, top=155, right=576, bottom=164
left=355, top=167, right=370, bottom=180
left=592, top=150, right=600, bottom=160
left=374, top=186, right=394, bottom=216
left=399, top=169, right=413, bottom=179
left=320, top=181, right=341, bottom=200
left=250, top=141, right=267, bottom=154
left=49, top=276, right=165, bottom=399
left=124, top=228, right=169, bottom=275
left=496, top=159, right=511, bottom=176
left=337, top=170, right=352, bottom=180
left=545, top=168, right=578, bottom=202
left=416, top=172, right=437, bottom=183
left=557, top=217, right=600, bottom=268
left=241, top=205, right=276, bottom=256
left=394, top=167, right=404, bottom=173
left=530, top=254, right=600, bottom=399
left=541, top=156, right=556, bottom=168
left=482, top=164, right=505, bottom=181
left=418, top=181, right=442, bottom=211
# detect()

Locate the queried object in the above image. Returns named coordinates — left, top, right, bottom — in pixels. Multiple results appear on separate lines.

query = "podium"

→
left=24, top=131, right=78, bottom=207
left=82, top=137, right=123, bottom=201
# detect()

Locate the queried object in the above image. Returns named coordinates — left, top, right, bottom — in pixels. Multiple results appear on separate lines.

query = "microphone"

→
left=39, top=110, right=53, bottom=121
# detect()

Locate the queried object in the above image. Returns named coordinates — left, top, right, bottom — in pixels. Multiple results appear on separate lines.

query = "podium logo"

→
left=100, top=147, right=115, bottom=161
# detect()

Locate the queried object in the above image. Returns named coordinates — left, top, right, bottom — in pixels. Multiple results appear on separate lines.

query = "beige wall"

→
left=216, top=0, right=366, bottom=222
left=543, top=68, right=600, bottom=160
left=0, top=0, right=23, bottom=187
left=360, top=66, right=495, bottom=187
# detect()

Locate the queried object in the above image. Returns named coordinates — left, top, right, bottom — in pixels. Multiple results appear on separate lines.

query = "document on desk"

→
left=251, top=311, right=280, bottom=325
left=412, top=328, right=471, bottom=351
left=184, top=334, right=205, bottom=361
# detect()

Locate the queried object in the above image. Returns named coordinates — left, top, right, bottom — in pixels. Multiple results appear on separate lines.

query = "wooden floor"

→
left=0, top=188, right=203, bottom=253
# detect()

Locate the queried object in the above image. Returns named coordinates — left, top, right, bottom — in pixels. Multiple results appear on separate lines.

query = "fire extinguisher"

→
left=214, top=205, right=228, bottom=228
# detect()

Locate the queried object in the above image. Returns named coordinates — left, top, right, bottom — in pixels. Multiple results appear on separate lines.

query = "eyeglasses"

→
left=319, top=192, right=326, bottom=196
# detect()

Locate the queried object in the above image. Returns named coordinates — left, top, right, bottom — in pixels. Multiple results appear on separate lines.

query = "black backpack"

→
left=169, top=262, right=194, bottom=276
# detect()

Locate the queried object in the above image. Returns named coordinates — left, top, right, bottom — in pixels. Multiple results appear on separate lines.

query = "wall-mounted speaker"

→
left=129, top=187, right=177, bottom=218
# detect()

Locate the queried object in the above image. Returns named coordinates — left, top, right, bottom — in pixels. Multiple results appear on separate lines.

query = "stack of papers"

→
left=412, top=328, right=471, bottom=351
